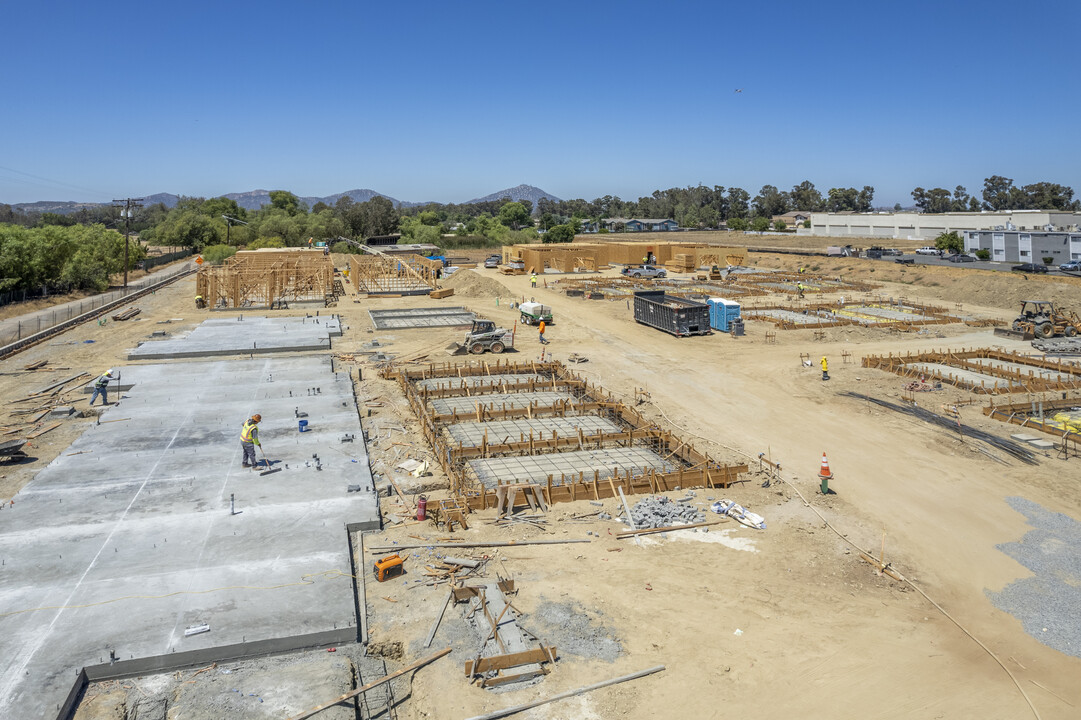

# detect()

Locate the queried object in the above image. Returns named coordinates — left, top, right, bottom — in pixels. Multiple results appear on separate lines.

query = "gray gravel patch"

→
left=530, top=599, right=622, bottom=662
left=986, top=496, right=1081, bottom=658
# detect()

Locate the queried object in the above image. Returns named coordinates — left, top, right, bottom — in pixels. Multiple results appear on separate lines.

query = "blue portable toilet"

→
left=707, top=297, right=741, bottom=332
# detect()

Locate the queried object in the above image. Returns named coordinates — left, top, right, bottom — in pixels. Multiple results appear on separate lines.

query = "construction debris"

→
left=626, top=494, right=706, bottom=528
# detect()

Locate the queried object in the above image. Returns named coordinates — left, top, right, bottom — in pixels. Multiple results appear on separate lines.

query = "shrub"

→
left=247, top=237, right=286, bottom=249
left=727, top=218, right=748, bottom=231
left=202, top=244, right=237, bottom=265
left=975, top=249, right=990, bottom=260
left=773, top=220, right=787, bottom=231
left=330, top=241, right=358, bottom=254
left=1042, top=256, right=1054, bottom=265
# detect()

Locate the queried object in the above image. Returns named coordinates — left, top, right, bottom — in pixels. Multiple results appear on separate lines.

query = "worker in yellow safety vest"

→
left=821, top=357, right=829, bottom=381
left=195, top=295, right=206, bottom=308
left=531, top=272, right=537, bottom=288
left=240, top=414, right=262, bottom=468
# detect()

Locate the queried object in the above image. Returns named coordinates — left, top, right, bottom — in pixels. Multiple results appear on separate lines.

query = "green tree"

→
left=911, top=187, right=952, bottom=214
left=727, top=217, right=749, bottom=231
left=773, top=220, right=787, bottom=231
left=752, top=185, right=790, bottom=218
left=789, top=181, right=823, bottom=211
left=497, top=201, right=531, bottom=230
left=803, top=220, right=811, bottom=228
left=726, top=188, right=750, bottom=219
left=268, top=190, right=305, bottom=216
left=543, top=224, right=575, bottom=243
left=982, top=176, right=1020, bottom=210
left=934, top=231, right=963, bottom=254
left=750, top=217, right=771, bottom=232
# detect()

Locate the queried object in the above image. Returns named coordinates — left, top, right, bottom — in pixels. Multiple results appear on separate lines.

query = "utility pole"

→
left=113, top=198, right=144, bottom=288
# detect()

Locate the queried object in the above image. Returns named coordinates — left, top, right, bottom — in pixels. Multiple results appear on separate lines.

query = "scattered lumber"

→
left=23, top=360, right=48, bottom=371
left=284, top=647, right=451, bottom=720
left=111, top=307, right=141, bottom=321
left=26, top=422, right=62, bottom=439
left=617, top=519, right=726, bottom=538
left=462, top=665, right=666, bottom=720
left=423, top=590, right=453, bottom=648
left=429, top=288, right=455, bottom=299
left=365, top=539, right=590, bottom=553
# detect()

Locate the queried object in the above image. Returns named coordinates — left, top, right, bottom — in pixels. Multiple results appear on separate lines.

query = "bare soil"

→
left=5, top=254, right=1079, bottom=720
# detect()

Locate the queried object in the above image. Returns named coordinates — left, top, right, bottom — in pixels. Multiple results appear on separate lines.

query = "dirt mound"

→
left=442, top=269, right=512, bottom=299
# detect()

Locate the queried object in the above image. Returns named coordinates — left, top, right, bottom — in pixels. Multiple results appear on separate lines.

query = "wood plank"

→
left=26, top=422, right=62, bottom=439
left=284, top=647, right=451, bottom=720
left=465, top=646, right=557, bottom=675
left=424, top=590, right=453, bottom=648
left=617, top=520, right=725, bottom=538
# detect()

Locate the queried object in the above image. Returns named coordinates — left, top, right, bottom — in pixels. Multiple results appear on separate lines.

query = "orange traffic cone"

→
left=818, top=453, right=832, bottom=494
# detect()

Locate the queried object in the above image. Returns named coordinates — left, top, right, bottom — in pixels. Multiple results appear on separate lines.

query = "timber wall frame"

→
left=381, top=359, right=747, bottom=511
left=983, top=396, right=1081, bottom=446
left=863, top=347, right=1081, bottom=394
left=196, top=249, right=335, bottom=308
left=350, top=253, right=441, bottom=295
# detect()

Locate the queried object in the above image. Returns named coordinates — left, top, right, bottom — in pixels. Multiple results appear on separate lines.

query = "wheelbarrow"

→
left=0, top=439, right=28, bottom=462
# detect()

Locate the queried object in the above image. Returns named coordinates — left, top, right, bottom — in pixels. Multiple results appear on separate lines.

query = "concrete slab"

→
left=1011, top=433, right=1041, bottom=442
left=908, top=363, right=1021, bottom=389
left=369, top=307, right=475, bottom=330
left=444, top=416, right=622, bottom=447
left=0, top=356, right=378, bottom=718
left=1027, top=439, right=1055, bottom=449
left=468, top=447, right=674, bottom=488
left=127, top=315, right=341, bottom=360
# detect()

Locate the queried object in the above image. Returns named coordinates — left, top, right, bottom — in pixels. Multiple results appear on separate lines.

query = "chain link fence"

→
left=0, top=262, right=195, bottom=347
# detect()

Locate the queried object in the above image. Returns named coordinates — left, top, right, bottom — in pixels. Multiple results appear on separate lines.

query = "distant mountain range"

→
left=6, top=184, right=562, bottom=214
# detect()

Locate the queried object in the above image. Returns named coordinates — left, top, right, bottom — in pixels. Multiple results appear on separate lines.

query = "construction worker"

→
left=530, top=272, right=537, bottom=288
left=797, top=282, right=805, bottom=299
left=538, top=319, right=549, bottom=345
left=307, top=238, right=313, bottom=249
left=195, top=294, right=206, bottom=309
left=798, top=266, right=805, bottom=274
left=821, top=356, right=830, bottom=381
left=88, top=369, right=114, bottom=406
left=240, top=414, right=262, bottom=468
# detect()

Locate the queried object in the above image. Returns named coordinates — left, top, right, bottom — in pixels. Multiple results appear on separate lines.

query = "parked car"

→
left=882, top=248, right=904, bottom=256
left=947, top=254, right=976, bottom=263
left=1012, top=263, right=1049, bottom=273
left=915, top=247, right=939, bottom=255
left=483, top=254, right=501, bottom=268
left=621, top=264, right=667, bottom=279
left=1058, top=260, right=1081, bottom=271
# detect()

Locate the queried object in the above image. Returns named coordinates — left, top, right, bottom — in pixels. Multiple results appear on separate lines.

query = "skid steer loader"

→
left=446, top=320, right=515, bottom=355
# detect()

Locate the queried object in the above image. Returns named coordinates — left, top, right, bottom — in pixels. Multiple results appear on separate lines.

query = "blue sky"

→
left=2, top=0, right=1079, bottom=207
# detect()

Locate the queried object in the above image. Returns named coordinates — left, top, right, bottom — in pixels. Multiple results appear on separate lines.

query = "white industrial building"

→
left=804, top=210, right=1081, bottom=241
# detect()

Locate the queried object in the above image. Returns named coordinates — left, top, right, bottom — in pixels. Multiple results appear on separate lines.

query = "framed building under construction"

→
left=196, top=248, right=337, bottom=309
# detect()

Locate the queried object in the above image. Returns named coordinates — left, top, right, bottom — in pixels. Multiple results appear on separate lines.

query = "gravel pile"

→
left=986, top=496, right=1081, bottom=659
left=627, top=494, right=705, bottom=528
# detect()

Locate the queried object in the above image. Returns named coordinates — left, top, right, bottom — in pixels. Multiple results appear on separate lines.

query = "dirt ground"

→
left=4, top=247, right=1081, bottom=720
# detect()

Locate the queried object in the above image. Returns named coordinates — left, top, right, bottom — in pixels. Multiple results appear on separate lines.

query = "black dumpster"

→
left=633, top=291, right=712, bottom=337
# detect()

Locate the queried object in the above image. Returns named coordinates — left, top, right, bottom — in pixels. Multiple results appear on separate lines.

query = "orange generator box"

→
left=373, top=554, right=404, bottom=582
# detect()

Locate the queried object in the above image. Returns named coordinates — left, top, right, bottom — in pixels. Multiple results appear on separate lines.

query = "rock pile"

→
left=627, top=495, right=705, bottom=528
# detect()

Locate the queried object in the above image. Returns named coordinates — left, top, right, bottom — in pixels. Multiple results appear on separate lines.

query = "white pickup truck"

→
left=621, top=264, right=667, bottom=279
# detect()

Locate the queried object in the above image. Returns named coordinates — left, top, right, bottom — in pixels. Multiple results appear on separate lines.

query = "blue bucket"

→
left=298, top=419, right=308, bottom=432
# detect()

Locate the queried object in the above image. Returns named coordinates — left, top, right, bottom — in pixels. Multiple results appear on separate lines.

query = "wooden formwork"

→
left=196, top=249, right=335, bottom=308
left=863, top=347, right=1081, bottom=394
left=743, top=299, right=958, bottom=331
left=350, top=253, right=441, bottom=295
left=381, top=359, right=747, bottom=505
left=984, top=396, right=1081, bottom=446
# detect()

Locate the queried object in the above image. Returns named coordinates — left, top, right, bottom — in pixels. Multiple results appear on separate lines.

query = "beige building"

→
left=806, top=210, right=1081, bottom=240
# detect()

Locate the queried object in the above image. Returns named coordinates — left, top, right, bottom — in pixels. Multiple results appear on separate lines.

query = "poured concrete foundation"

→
left=127, top=315, right=341, bottom=360
left=368, top=307, right=475, bottom=330
left=0, top=356, right=377, bottom=718
left=908, top=362, right=1021, bottom=389
left=444, top=416, right=622, bottom=447
left=468, top=447, right=674, bottom=487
